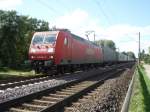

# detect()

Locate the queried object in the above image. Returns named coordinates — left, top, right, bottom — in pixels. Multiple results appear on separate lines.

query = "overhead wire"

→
left=37, top=0, right=71, bottom=16
left=38, top=0, right=61, bottom=15
left=92, top=1, right=141, bottom=43
left=56, top=0, right=71, bottom=12
left=35, top=0, right=73, bottom=28
left=36, top=0, right=69, bottom=28
left=94, top=0, right=112, bottom=25
left=92, top=0, right=145, bottom=55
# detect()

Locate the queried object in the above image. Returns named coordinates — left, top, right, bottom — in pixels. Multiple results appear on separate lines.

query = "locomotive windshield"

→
left=32, top=35, right=44, bottom=44
left=44, top=34, right=56, bottom=44
left=32, top=34, right=56, bottom=44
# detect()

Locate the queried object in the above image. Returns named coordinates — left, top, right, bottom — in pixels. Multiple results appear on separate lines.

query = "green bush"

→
left=0, top=10, right=49, bottom=69
left=144, top=56, right=150, bottom=64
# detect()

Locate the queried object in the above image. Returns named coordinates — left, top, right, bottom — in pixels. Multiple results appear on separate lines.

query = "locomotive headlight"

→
left=48, top=48, right=54, bottom=53
left=31, top=48, right=36, bottom=53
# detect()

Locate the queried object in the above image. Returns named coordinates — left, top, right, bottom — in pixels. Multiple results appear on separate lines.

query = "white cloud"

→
left=51, top=9, right=150, bottom=57
left=104, top=24, right=150, bottom=57
left=51, top=9, right=89, bottom=34
left=0, top=0, right=22, bottom=10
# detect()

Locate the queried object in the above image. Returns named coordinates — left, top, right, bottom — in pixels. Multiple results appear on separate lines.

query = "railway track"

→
left=0, top=63, right=134, bottom=112
left=0, top=71, right=86, bottom=90
left=0, top=74, right=46, bottom=84
left=0, top=76, right=49, bottom=90
left=64, top=68, right=133, bottom=112
left=0, top=64, right=120, bottom=90
left=0, top=65, right=118, bottom=104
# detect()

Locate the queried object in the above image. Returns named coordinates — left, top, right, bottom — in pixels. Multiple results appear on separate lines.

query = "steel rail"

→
left=40, top=69, right=124, bottom=112
left=0, top=63, right=133, bottom=111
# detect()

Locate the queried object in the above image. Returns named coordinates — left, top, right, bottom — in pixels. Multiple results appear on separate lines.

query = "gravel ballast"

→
left=0, top=68, right=107, bottom=103
left=0, top=73, right=81, bottom=103
left=66, top=66, right=135, bottom=112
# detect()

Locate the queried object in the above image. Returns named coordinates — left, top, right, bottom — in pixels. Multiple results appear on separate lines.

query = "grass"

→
left=129, top=65, right=150, bottom=112
left=0, top=67, right=39, bottom=80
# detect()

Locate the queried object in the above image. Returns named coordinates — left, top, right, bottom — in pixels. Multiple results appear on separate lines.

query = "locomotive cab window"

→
left=32, top=34, right=56, bottom=44
left=32, top=35, right=44, bottom=44
left=64, top=37, right=68, bottom=45
left=44, top=34, right=56, bottom=44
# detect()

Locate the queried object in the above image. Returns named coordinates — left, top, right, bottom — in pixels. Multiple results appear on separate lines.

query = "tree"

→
left=0, top=10, right=49, bottom=68
left=122, top=52, right=127, bottom=55
left=140, top=49, right=145, bottom=61
left=126, top=51, right=136, bottom=59
left=0, top=10, right=19, bottom=67
left=144, top=54, right=150, bottom=64
left=94, top=39, right=116, bottom=50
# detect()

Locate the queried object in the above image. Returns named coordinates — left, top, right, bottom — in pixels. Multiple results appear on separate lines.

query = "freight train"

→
left=29, top=29, right=135, bottom=74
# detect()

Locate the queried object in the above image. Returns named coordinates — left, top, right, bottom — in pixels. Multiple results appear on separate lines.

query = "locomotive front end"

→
left=29, top=31, right=57, bottom=73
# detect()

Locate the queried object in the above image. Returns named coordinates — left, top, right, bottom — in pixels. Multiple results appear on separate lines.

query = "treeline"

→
left=94, top=40, right=136, bottom=59
left=94, top=39, right=116, bottom=50
left=140, top=48, right=150, bottom=64
left=0, top=10, right=49, bottom=68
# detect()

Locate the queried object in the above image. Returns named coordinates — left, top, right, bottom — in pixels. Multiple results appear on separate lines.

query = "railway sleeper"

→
left=63, top=84, right=93, bottom=91
left=49, top=93, right=69, bottom=98
left=76, top=82, right=95, bottom=86
left=83, top=95, right=92, bottom=99
left=87, top=92, right=97, bottom=96
left=78, top=98, right=88, bottom=102
left=68, top=85, right=93, bottom=90
left=9, top=107, right=36, bottom=112
left=69, top=86, right=87, bottom=90
left=64, top=88, right=83, bottom=92
left=71, top=83, right=92, bottom=87
left=61, top=89, right=78, bottom=93
left=68, top=85, right=89, bottom=89
left=30, top=102, right=48, bottom=107
left=41, top=96, right=62, bottom=102
left=76, top=81, right=94, bottom=85
left=33, top=99, right=50, bottom=104
left=72, top=102, right=81, bottom=106
left=64, top=107, right=75, bottom=112
left=56, top=91, right=74, bottom=95
left=22, top=103, right=46, bottom=110
left=10, top=105, right=39, bottom=112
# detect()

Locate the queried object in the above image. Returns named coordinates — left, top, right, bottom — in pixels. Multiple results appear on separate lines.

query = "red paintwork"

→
left=29, top=30, right=103, bottom=65
left=29, top=44, right=55, bottom=60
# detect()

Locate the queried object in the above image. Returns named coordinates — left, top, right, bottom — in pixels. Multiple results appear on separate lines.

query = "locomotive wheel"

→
left=42, top=68, right=48, bottom=74
left=35, top=67, right=40, bottom=74
left=58, top=66, right=65, bottom=74
left=82, top=65, right=87, bottom=71
left=70, top=65, right=74, bottom=73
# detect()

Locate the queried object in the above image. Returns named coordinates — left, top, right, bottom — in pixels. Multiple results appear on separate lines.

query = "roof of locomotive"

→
left=34, top=31, right=59, bottom=35
left=71, top=33, right=99, bottom=47
left=34, top=30, right=99, bottom=47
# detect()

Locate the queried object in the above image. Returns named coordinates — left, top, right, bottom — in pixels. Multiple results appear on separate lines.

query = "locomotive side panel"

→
left=55, top=31, right=64, bottom=65
left=55, top=31, right=73, bottom=65
left=70, top=34, right=103, bottom=64
left=71, top=35, right=88, bottom=64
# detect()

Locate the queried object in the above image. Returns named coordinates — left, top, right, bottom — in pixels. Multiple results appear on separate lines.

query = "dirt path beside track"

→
left=143, top=64, right=150, bottom=79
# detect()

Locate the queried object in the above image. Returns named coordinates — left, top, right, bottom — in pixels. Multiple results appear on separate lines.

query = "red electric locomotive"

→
left=29, top=29, right=103, bottom=73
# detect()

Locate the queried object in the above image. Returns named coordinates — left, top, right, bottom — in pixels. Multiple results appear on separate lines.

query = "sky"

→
left=0, top=0, right=150, bottom=57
